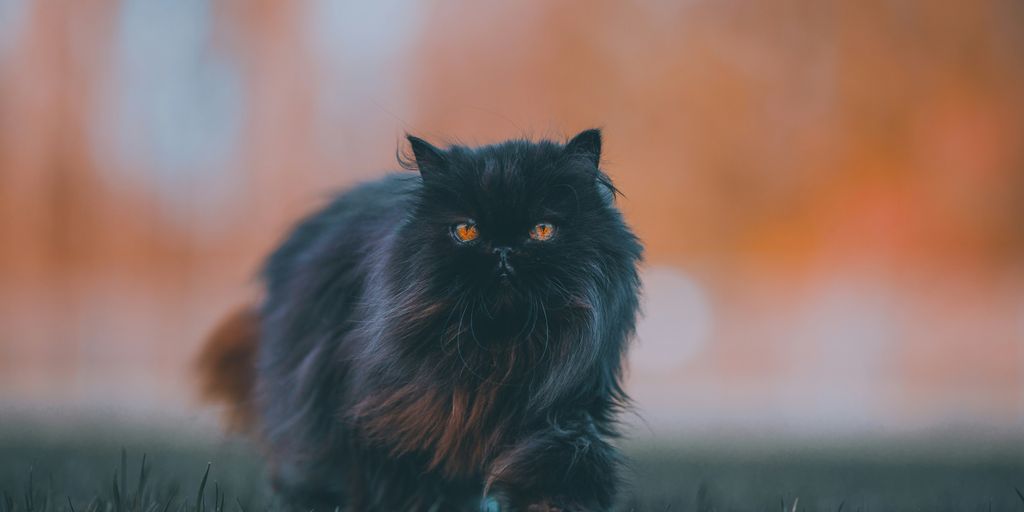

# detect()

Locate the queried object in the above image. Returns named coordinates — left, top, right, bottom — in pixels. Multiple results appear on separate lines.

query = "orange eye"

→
left=529, top=222, right=556, bottom=241
left=453, top=222, right=479, bottom=243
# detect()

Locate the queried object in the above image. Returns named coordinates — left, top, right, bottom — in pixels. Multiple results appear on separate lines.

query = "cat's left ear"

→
left=564, top=128, right=602, bottom=168
left=404, top=134, right=447, bottom=179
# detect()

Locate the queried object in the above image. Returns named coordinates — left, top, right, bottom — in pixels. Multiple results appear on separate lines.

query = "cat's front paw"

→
left=480, top=495, right=503, bottom=512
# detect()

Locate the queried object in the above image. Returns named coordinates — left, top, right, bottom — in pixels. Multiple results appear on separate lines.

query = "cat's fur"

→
left=198, top=129, right=643, bottom=511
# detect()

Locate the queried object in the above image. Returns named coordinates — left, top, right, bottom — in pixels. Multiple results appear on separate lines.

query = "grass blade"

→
left=160, top=495, right=175, bottom=512
left=194, top=464, right=211, bottom=512
left=133, top=454, right=148, bottom=512
left=112, top=471, right=122, bottom=512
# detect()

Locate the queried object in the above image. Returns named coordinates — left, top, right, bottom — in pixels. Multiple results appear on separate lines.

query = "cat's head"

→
left=396, top=130, right=639, bottom=325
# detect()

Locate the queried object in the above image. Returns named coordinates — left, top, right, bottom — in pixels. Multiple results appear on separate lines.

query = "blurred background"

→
left=2, top=0, right=1023, bottom=446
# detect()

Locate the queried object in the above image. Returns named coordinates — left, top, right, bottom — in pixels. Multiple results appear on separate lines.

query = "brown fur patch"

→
left=353, top=380, right=507, bottom=478
left=196, top=305, right=260, bottom=432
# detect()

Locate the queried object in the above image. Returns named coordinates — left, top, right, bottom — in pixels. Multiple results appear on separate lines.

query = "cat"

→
left=197, top=129, right=643, bottom=511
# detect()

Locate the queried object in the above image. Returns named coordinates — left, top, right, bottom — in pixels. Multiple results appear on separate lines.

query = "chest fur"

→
left=351, top=382, right=512, bottom=478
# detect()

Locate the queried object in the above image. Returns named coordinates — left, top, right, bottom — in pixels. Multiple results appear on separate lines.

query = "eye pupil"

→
left=453, top=222, right=478, bottom=242
left=530, top=222, right=556, bottom=241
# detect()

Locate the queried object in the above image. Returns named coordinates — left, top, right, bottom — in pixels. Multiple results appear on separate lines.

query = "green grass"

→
left=1, top=427, right=1023, bottom=511
left=623, top=442, right=1024, bottom=511
left=0, top=431, right=268, bottom=512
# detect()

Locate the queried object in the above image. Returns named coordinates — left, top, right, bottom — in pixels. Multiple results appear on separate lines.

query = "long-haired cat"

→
left=198, top=129, right=643, bottom=511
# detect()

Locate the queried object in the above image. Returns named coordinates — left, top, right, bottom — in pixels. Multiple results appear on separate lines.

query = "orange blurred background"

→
left=1, top=0, right=1023, bottom=440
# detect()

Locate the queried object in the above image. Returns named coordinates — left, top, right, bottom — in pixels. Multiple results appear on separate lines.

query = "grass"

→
left=1, top=426, right=1023, bottom=511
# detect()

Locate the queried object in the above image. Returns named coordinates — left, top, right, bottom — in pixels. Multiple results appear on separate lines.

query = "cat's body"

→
left=199, top=130, right=642, bottom=511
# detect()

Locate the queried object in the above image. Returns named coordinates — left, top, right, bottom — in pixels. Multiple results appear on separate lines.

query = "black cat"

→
left=198, top=129, right=643, bottom=511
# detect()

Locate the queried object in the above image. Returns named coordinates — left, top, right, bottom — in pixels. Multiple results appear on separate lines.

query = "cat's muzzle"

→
left=493, top=246, right=515, bottom=278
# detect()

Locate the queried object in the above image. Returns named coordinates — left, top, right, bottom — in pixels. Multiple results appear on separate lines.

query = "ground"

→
left=1, top=425, right=1022, bottom=512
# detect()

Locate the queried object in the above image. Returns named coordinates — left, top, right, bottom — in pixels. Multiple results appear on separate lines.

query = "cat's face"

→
left=401, top=130, right=626, bottom=317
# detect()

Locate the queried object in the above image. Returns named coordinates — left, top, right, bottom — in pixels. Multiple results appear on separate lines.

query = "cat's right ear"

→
left=402, top=134, right=446, bottom=179
left=564, top=128, right=602, bottom=168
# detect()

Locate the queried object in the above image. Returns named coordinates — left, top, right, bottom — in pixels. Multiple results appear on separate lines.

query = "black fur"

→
left=254, top=130, right=642, bottom=511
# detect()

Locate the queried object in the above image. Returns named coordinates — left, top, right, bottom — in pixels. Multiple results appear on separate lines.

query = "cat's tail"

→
left=196, top=305, right=260, bottom=433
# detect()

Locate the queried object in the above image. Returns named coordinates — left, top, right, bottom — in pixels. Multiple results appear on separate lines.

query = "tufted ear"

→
left=405, top=134, right=446, bottom=179
left=564, top=128, right=602, bottom=168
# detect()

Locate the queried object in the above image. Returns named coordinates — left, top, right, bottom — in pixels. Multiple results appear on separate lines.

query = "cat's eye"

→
left=529, top=222, right=556, bottom=241
left=452, top=222, right=479, bottom=243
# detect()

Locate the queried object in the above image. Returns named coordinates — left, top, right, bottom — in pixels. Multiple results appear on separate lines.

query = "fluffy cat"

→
left=198, top=129, right=643, bottom=511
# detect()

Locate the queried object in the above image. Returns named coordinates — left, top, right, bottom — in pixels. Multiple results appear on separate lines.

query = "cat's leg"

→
left=483, top=414, right=620, bottom=512
left=346, top=447, right=480, bottom=512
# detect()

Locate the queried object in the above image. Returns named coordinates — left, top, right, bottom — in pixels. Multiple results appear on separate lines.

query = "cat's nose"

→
left=493, top=246, right=514, bottom=275
left=492, top=246, right=514, bottom=258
